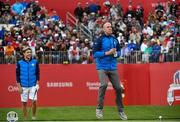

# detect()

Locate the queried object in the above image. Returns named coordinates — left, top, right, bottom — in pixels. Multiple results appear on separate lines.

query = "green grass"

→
left=0, top=106, right=180, bottom=121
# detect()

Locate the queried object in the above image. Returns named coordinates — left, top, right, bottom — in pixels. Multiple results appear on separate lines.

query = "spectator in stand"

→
left=142, top=23, right=153, bottom=37
left=125, top=5, right=135, bottom=18
left=142, top=41, right=152, bottom=63
left=159, top=31, right=166, bottom=42
left=99, top=1, right=110, bottom=17
left=155, top=1, right=164, bottom=21
left=88, top=0, right=99, bottom=14
left=110, top=5, right=118, bottom=19
left=115, top=17, right=126, bottom=33
left=2, top=0, right=11, bottom=14
left=88, top=16, right=96, bottom=32
left=121, top=42, right=130, bottom=63
left=0, top=39, right=4, bottom=63
left=31, top=0, right=41, bottom=16
left=115, top=0, right=123, bottom=17
left=0, top=27, right=6, bottom=40
left=128, top=39, right=137, bottom=51
left=84, top=2, right=90, bottom=15
left=68, top=42, right=80, bottom=63
left=152, top=35, right=161, bottom=45
left=50, top=10, right=60, bottom=22
left=0, top=0, right=4, bottom=12
left=74, top=2, right=84, bottom=22
left=43, top=39, right=55, bottom=63
left=170, top=0, right=178, bottom=17
left=163, top=32, right=171, bottom=44
left=27, top=37, right=36, bottom=58
left=153, top=20, right=162, bottom=36
left=155, top=0, right=164, bottom=12
left=160, top=41, right=169, bottom=62
left=151, top=41, right=161, bottom=62
left=167, top=37, right=175, bottom=50
left=129, top=26, right=141, bottom=45
left=127, top=39, right=138, bottom=63
left=4, top=42, right=15, bottom=64
left=140, top=39, right=148, bottom=54
left=166, top=0, right=171, bottom=15
left=135, top=3, right=144, bottom=26
left=117, top=33, right=125, bottom=48
left=11, top=40, right=20, bottom=51
left=80, top=42, right=90, bottom=64
left=20, top=0, right=28, bottom=10
left=174, top=17, right=180, bottom=35
left=58, top=41, right=68, bottom=64
left=4, top=32, right=15, bottom=45
left=81, top=12, right=89, bottom=25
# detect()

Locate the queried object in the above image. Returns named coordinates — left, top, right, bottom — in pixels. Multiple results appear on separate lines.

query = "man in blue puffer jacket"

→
left=16, top=46, right=40, bottom=120
left=93, top=22, right=127, bottom=120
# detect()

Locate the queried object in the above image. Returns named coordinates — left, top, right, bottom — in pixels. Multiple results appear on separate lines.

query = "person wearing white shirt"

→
left=140, top=39, right=148, bottom=53
left=161, top=41, right=169, bottom=62
left=142, top=24, right=153, bottom=37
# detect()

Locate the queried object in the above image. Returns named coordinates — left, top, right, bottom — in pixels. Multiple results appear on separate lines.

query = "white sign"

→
left=167, top=70, right=180, bottom=105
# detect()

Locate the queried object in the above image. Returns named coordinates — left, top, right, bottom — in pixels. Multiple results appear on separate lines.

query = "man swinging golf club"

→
left=16, top=46, right=40, bottom=120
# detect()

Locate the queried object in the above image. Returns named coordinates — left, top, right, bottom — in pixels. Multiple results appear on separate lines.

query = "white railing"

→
left=66, top=12, right=78, bottom=27
left=0, top=47, right=179, bottom=64
left=66, top=12, right=93, bottom=41
left=79, top=23, right=93, bottom=41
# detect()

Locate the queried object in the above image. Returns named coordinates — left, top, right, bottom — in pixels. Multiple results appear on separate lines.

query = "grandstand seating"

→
left=0, top=0, right=179, bottom=64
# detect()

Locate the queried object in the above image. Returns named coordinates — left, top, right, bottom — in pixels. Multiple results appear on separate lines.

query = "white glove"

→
left=35, top=84, right=39, bottom=91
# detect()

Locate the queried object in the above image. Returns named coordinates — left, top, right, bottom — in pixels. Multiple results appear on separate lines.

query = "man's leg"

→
left=109, top=70, right=127, bottom=120
left=29, top=86, right=38, bottom=119
left=22, top=102, right=28, bottom=120
left=32, top=101, right=37, bottom=119
left=21, top=88, right=29, bottom=120
left=97, top=70, right=108, bottom=109
left=96, top=70, right=108, bottom=119
left=109, top=70, right=124, bottom=112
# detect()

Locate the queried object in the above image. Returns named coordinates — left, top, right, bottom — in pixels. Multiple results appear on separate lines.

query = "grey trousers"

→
left=97, top=70, right=124, bottom=112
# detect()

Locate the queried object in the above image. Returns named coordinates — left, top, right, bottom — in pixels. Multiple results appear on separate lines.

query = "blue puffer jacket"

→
left=93, top=34, right=121, bottom=70
left=16, top=59, right=40, bottom=87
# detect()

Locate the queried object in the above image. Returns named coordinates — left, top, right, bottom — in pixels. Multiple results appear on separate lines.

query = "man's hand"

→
left=36, top=80, right=40, bottom=90
left=35, top=84, right=39, bottom=91
left=17, top=83, right=23, bottom=94
left=105, top=48, right=116, bottom=55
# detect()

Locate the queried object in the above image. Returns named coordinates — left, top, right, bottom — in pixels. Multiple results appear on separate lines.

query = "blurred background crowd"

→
left=0, top=0, right=179, bottom=64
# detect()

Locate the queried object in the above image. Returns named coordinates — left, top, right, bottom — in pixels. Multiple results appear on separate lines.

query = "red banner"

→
left=0, top=63, right=180, bottom=108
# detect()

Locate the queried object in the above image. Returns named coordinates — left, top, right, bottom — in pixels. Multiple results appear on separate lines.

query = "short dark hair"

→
left=22, top=46, right=32, bottom=53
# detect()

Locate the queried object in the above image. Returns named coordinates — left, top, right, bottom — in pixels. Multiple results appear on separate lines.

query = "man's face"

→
left=23, top=49, right=32, bottom=60
left=103, top=22, right=112, bottom=36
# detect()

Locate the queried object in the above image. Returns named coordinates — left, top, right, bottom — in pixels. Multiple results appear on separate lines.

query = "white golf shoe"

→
left=96, top=109, right=103, bottom=119
left=119, top=111, right=128, bottom=120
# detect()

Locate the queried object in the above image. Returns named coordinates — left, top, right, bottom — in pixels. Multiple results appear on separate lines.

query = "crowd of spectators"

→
left=0, top=0, right=93, bottom=64
left=74, top=0, right=179, bottom=63
left=0, top=0, right=179, bottom=64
